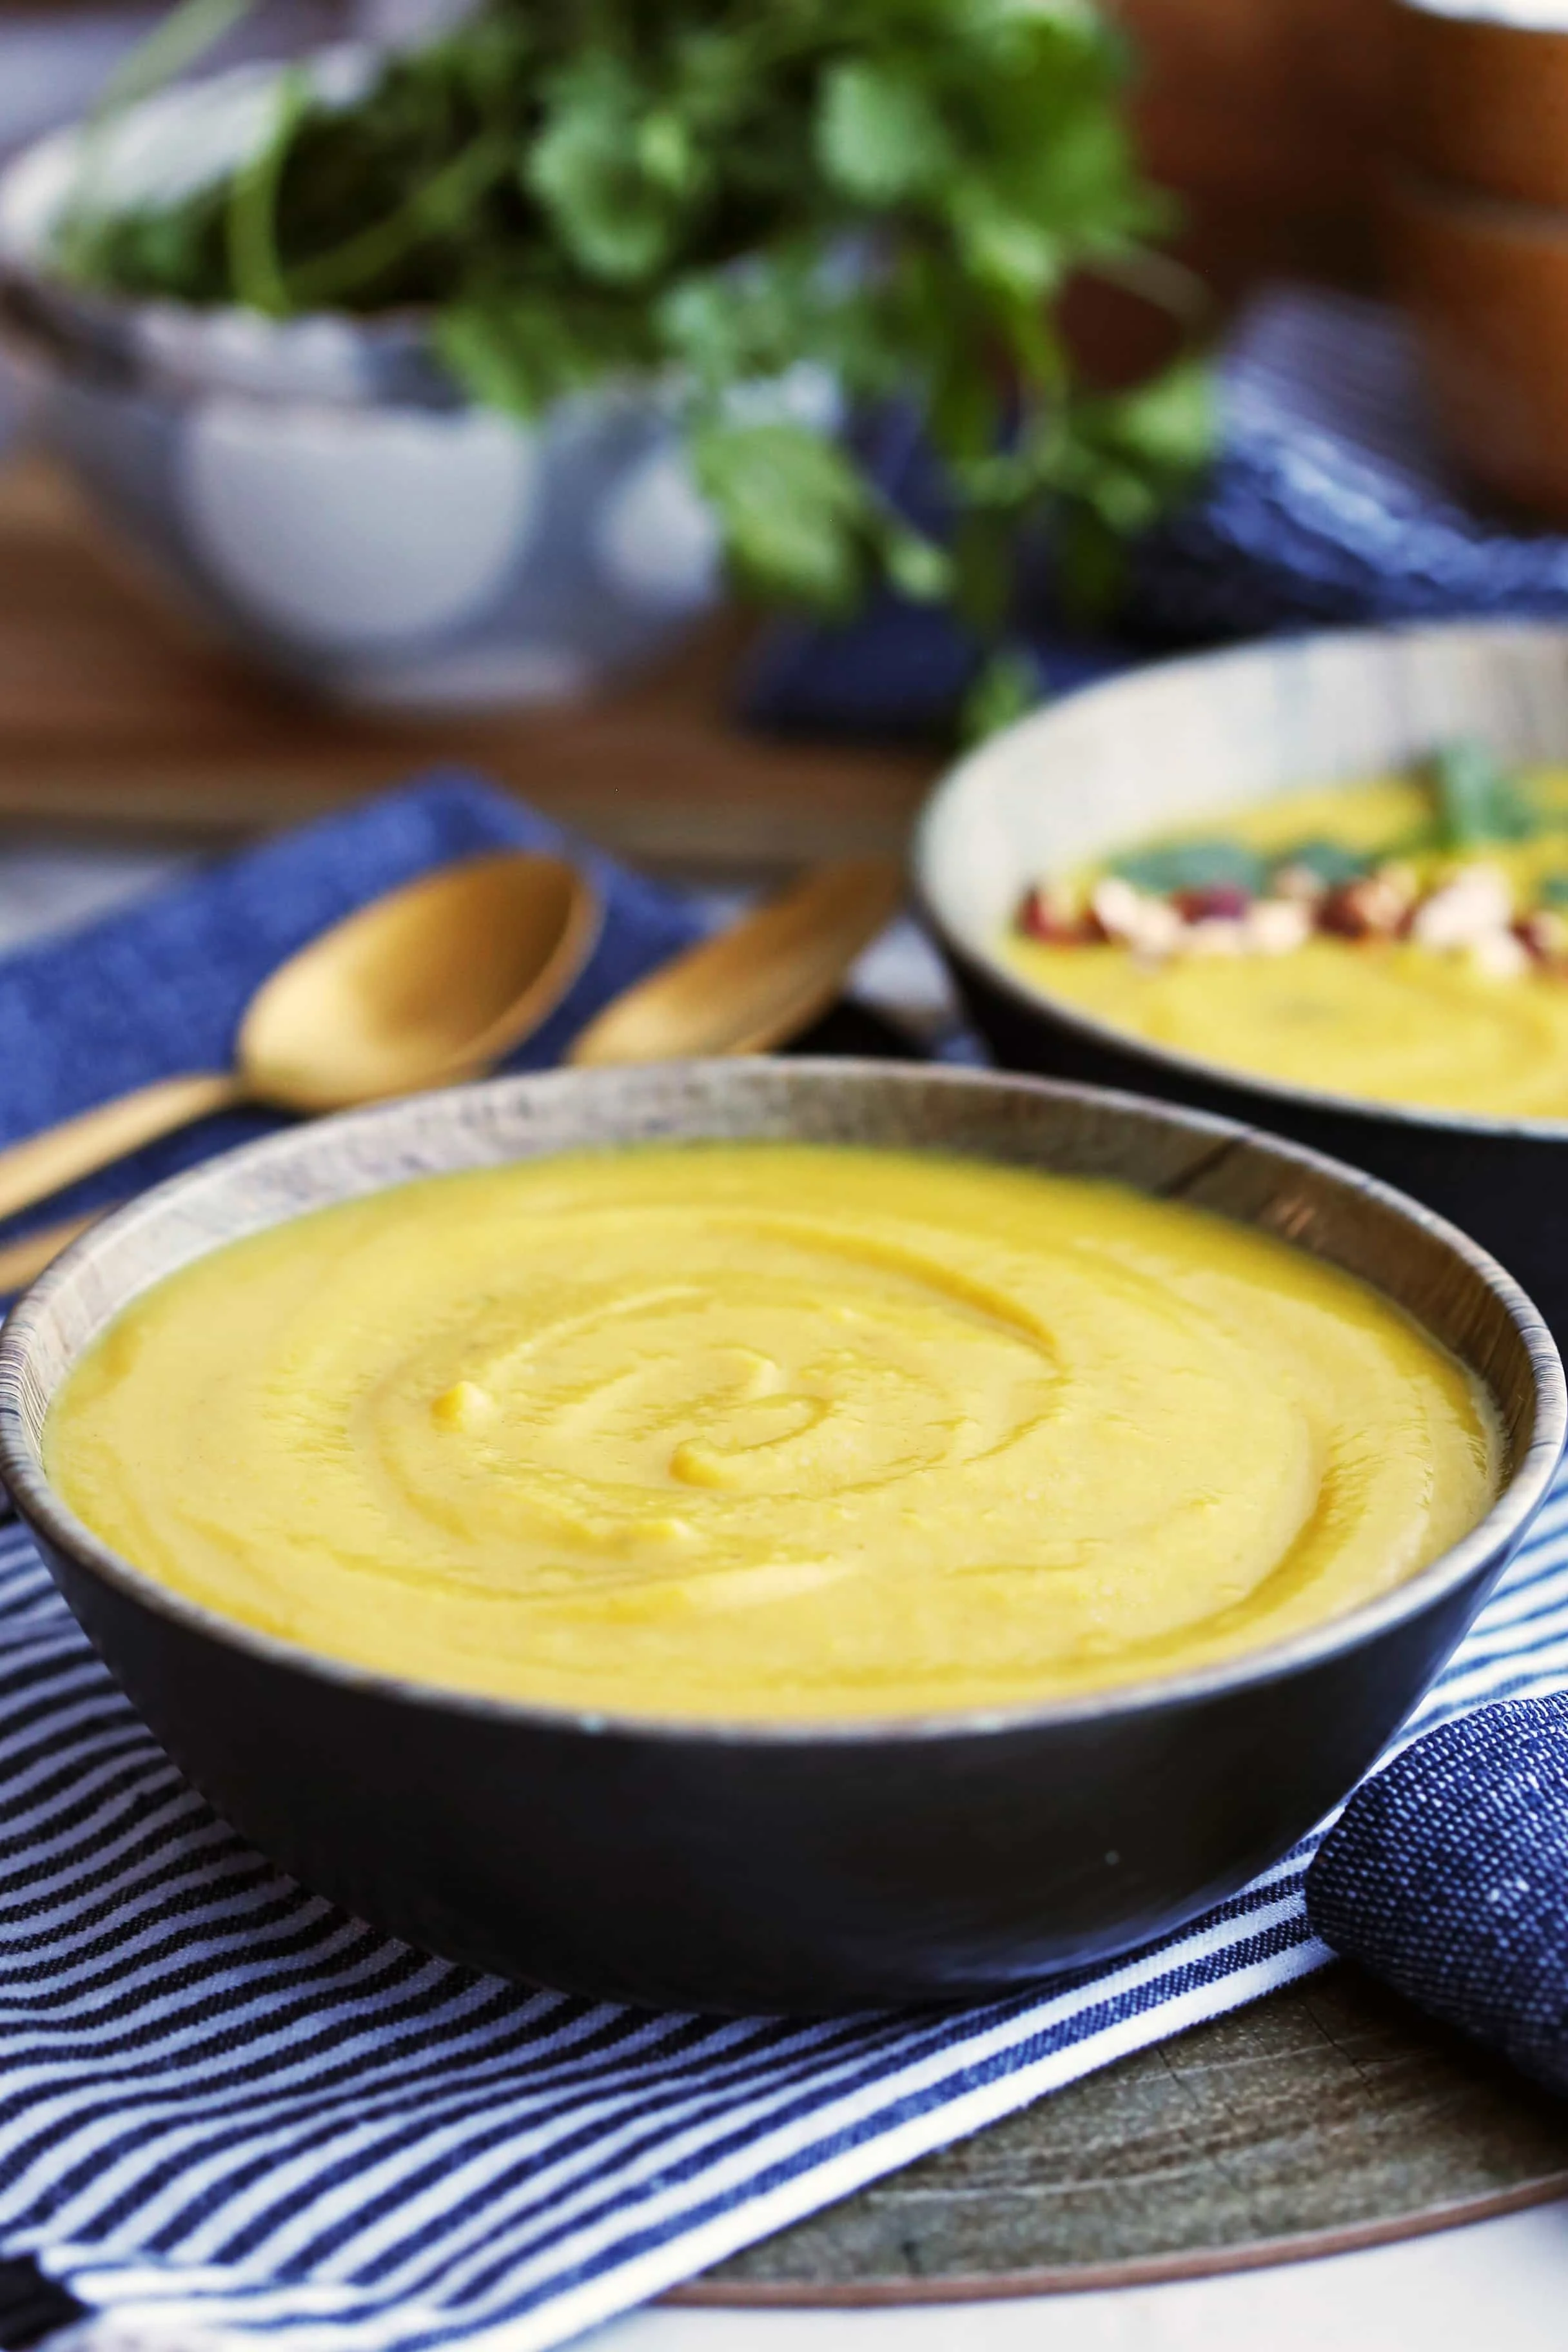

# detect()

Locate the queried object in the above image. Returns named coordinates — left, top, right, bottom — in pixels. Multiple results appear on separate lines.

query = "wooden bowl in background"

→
left=1390, top=0, right=1568, bottom=210
left=1385, top=163, right=1568, bottom=523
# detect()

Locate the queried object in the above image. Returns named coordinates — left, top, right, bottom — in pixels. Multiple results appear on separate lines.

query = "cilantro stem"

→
left=1077, top=244, right=1212, bottom=338
left=226, top=66, right=308, bottom=318
left=62, top=0, right=255, bottom=276
left=95, top=0, right=255, bottom=121
left=285, top=133, right=514, bottom=309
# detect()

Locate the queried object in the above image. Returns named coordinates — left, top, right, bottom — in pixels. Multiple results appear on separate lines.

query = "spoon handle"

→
left=0, top=1072, right=242, bottom=1225
left=0, top=1208, right=103, bottom=1295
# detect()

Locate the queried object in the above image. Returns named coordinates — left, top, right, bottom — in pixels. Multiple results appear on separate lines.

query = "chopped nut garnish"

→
left=1272, top=863, right=1328, bottom=905
left=1244, top=899, right=1312, bottom=955
left=1173, top=884, right=1252, bottom=925
left=1518, top=910, right=1568, bottom=965
left=1017, top=846, right=1567, bottom=981
left=1411, top=863, right=1514, bottom=950
left=1465, top=931, right=1532, bottom=981
left=1019, top=883, right=1092, bottom=945
left=1090, top=877, right=1183, bottom=958
left=1182, top=918, right=1248, bottom=957
left=1319, top=867, right=1417, bottom=940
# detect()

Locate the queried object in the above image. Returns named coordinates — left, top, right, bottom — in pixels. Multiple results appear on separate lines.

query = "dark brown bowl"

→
left=0, top=1061, right=1560, bottom=2014
left=1385, top=163, right=1568, bottom=524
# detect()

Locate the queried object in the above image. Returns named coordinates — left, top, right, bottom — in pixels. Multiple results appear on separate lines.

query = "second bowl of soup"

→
left=917, top=623, right=1568, bottom=1343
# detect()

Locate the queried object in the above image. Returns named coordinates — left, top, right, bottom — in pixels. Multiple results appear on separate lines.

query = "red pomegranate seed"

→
left=1173, top=884, right=1251, bottom=923
left=1018, top=886, right=1092, bottom=944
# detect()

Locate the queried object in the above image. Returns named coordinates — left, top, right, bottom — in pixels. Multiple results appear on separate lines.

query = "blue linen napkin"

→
left=0, top=774, right=700, bottom=1256
left=1130, top=287, right=1568, bottom=642
left=1306, top=1692, right=1568, bottom=2094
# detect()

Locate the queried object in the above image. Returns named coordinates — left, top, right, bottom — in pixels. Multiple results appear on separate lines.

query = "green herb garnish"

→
left=1271, top=838, right=1371, bottom=889
left=60, top=0, right=1211, bottom=721
left=1422, top=739, right=1542, bottom=851
left=1108, top=837, right=1268, bottom=896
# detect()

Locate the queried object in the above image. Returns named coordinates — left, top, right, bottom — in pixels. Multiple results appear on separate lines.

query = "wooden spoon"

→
left=0, top=852, right=600, bottom=1230
left=567, top=858, right=903, bottom=1066
left=0, top=1209, right=99, bottom=1297
left=0, top=855, right=903, bottom=1294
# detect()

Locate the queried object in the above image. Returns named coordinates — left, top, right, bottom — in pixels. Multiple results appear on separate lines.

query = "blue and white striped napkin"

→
left=0, top=1469, right=1565, bottom=2352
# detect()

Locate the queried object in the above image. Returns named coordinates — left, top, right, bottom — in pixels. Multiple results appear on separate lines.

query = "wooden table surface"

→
left=680, top=1965, right=1568, bottom=2304
left=0, top=464, right=936, bottom=876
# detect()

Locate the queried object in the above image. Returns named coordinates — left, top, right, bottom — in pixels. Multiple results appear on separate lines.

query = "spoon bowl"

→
left=0, top=851, right=600, bottom=1227
left=0, top=853, right=900, bottom=1289
left=567, top=860, right=903, bottom=1067
left=240, top=853, right=599, bottom=1112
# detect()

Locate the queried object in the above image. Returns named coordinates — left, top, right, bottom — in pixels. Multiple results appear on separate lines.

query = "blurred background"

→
left=0, top=0, right=1556, bottom=883
left=0, top=0, right=1395, bottom=338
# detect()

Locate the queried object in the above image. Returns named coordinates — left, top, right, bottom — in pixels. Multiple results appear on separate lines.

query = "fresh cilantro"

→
left=1272, top=839, right=1371, bottom=889
left=815, top=63, right=954, bottom=207
left=960, top=645, right=1043, bottom=745
left=1422, top=739, right=1541, bottom=850
left=63, top=0, right=1211, bottom=725
left=690, top=419, right=873, bottom=615
left=1108, top=838, right=1269, bottom=896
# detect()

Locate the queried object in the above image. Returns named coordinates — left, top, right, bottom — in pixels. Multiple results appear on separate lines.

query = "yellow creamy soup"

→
left=1006, top=769, right=1568, bottom=1118
left=45, top=1144, right=1498, bottom=1720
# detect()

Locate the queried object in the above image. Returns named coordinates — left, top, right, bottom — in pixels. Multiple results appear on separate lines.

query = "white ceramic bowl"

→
left=0, top=53, right=771, bottom=709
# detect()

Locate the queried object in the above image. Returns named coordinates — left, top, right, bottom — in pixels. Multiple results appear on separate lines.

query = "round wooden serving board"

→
left=672, top=1966, right=1568, bottom=2304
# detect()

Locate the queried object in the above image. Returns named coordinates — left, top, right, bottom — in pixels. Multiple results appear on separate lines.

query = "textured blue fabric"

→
left=1306, top=1693, right=1568, bottom=2093
left=1132, top=288, right=1568, bottom=640
left=0, top=775, right=699, bottom=1254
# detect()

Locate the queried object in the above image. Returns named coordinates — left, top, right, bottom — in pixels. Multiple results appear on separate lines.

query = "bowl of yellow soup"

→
left=916, top=623, right=1568, bottom=1346
left=0, top=1059, right=1558, bottom=2012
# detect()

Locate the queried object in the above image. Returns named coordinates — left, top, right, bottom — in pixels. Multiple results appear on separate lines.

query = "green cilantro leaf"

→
left=1110, top=838, right=1269, bottom=896
left=691, top=418, right=871, bottom=614
left=527, top=60, right=692, bottom=284
left=960, top=646, right=1042, bottom=745
left=815, top=63, right=953, bottom=207
left=1273, top=839, right=1372, bottom=888
left=1424, top=739, right=1541, bottom=850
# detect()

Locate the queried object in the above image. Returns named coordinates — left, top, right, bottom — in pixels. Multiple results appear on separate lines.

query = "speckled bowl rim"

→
left=0, top=1059, right=1561, bottom=1747
left=914, top=620, right=1568, bottom=1146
